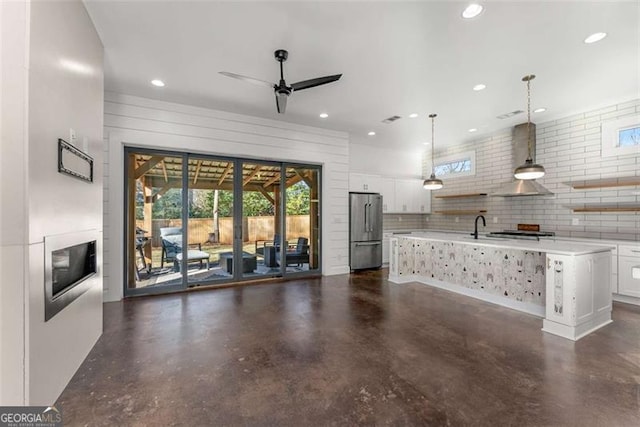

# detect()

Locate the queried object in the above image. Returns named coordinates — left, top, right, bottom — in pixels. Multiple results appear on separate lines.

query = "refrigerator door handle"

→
left=363, top=203, right=368, bottom=233
left=368, top=203, right=373, bottom=232
left=364, top=203, right=369, bottom=232
left=355, top=241, right=382, bottom=247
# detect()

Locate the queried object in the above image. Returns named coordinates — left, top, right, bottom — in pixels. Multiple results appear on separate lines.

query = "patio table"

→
left=174, top=250, right=210, bottom=272
left=219, top=252, right=257, bottom=274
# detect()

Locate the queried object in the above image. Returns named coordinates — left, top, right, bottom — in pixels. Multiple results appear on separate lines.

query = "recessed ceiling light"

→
left=151, top=79, right=165, bottom=87
left=534, top=107, right=547, bottom=113
left=409, top=113, right=419, bottom=118
left=368, top=131, right=376, bottom=136
left=422, top=142, right=430, bottom=145
left=468, top=128, right=478, bottom=133
left=473, top=84, right=486, bottom=91
left=462, top=3, right=484, bottom=19
left=319, top=113, right=329, bottom=118
left=584, top=32, right=607, bottom=44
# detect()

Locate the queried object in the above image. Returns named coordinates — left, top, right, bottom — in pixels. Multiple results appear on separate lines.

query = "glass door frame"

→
left=123, top=146, right=322, bottom=298
left=280, top=162, right=322, bottom=279
left=238, top=158, right=287, bottom=281
left=124, top=147, right=191, bottom=297
left=185, top=153, right=242, bottom=289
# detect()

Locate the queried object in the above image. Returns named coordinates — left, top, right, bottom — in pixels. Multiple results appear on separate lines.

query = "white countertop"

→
left=383, top=229, right=430, bottom=234
left=397, top=231, right=615, bottom=256
left=546, top=235, right=639, bottom=247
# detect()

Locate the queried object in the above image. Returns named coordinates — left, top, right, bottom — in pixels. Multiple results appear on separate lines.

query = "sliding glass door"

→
left=124, top=148, right=321, bottom=296
left=282, top=164, right=320, bottom=274
left=185, top=156, right=237, bottom=286
left=125, top=151, right=187, bottom=293
left=240, top=160, right=282, bottom=280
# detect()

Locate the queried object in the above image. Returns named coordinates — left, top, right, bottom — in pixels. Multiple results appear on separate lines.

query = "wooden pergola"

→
left=127, top=154, right=319, bottom=281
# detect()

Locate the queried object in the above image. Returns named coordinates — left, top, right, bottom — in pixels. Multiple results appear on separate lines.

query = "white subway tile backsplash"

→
left=425, top=99, right=639, bottom=240
left=557, top=113, right=586, bottom=125
left=585, top=105, right=616, bottom=118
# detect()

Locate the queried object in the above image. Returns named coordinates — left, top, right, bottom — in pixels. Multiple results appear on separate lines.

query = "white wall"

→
left=0, top=0, right=29, bottom=406
left=0, top=0, right=104, bottom=405
left=103, top=93, right=350, bottom=302
left=425, top=99, right=640, bottom=241
left=349, top=143, right=423, bottom=178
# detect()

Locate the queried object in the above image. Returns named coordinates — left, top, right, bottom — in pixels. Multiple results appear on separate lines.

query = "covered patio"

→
left=128, top=154, right=320, bottom=288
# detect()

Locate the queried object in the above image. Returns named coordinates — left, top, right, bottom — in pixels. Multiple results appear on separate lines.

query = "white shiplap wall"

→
left=425, top=99, right=640, bottom=241
left=103, top=92, right=350, bottom=302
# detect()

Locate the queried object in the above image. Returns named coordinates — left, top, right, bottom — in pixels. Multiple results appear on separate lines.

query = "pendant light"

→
left=423, top=113, right=444, bottom=190
left=514, top=74, right=546, bottom=180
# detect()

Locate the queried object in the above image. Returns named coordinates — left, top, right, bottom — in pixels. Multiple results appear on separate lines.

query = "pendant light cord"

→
left=429, top=113, right=437, bottom=174
left=523, top=75, right=535, bottom=161
left=431, top=115, right=435, bottom=173
left=527, top=77, right=532, bottom=159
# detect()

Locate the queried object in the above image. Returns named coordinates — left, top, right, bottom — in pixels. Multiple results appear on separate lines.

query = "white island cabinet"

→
left=543, top=252, right=611, bottom=340
left=389, top=233, right=614, bottom=341
left=617, top=244, right=640, bottom=299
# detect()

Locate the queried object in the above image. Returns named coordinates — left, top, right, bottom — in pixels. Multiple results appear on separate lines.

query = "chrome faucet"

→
left=472, top=215, right=486, bottom=240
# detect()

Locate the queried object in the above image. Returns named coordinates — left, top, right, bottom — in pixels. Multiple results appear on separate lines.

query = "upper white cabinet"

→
left=349, top=173, right=430, bottom=214
left=394, top=179, right=414, bottom=212
left=413, top=180, right=431, bottom=214
left=349, top=173, right=381, bottom=193
left=393, top=179, right=430, bottom=213
left=379, top=178, right=396, bottom=213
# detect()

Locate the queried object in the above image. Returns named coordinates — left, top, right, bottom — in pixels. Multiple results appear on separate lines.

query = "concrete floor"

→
left=57, top=270, right=640, bottom=426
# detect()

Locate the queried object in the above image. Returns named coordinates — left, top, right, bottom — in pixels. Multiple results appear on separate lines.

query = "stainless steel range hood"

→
left=491, top=122, right=553, bottom=197
left=491, top=179, right=552, bottom=197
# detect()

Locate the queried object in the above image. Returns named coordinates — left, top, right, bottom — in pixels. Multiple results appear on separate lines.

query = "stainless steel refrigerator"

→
left=349, top=192, right=383, bottom=270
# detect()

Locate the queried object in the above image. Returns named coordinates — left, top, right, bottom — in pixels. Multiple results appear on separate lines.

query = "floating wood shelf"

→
left=434, top=210, right=488, bottom=215
left=569, top=204, right=640, bottom=213
left=434, top=192, right=488, bottom=199
left=567, top=177, right=640, bottom=190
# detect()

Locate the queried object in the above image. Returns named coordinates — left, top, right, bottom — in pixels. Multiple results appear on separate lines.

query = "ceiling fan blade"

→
left=291, top=74, right=342, bottom=92
left=219, top=72, right=275, bottom=89
left=275, top=93, right=288, bottom=114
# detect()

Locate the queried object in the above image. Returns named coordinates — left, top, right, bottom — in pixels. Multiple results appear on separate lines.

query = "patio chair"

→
left=255, top=234, right=281, bottom=257
left=160, top=227, right=202, bottom=269
left=276, top=237, right=309, bottom=267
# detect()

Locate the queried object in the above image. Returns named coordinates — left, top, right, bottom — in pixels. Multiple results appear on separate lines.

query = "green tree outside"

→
left=139, top=181, right=312, bottom=219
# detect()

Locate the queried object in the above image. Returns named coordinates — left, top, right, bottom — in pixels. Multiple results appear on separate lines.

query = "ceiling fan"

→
left=219, top=49, right=342, bottom=114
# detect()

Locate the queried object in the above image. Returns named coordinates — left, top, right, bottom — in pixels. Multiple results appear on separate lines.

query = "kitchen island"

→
left=388, top=232, right=615, bottom=340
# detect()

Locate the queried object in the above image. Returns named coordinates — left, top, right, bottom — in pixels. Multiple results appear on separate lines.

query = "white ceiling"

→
left=84, top=1, right=639, bottom=150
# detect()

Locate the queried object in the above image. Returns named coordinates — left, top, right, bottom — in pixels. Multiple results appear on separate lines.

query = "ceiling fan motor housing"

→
left=275, top=85, right=291, bottom=96
left=274, top=49, right=289, bottom=62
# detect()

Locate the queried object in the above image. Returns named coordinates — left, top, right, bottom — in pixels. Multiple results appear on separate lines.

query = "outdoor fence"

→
left=137, top=215, right=310, bottom=247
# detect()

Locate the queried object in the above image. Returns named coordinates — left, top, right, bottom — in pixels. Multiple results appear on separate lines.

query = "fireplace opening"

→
left=45, top=230, right=99, bottom=321
left=52, top=241, right=96, bottom=297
